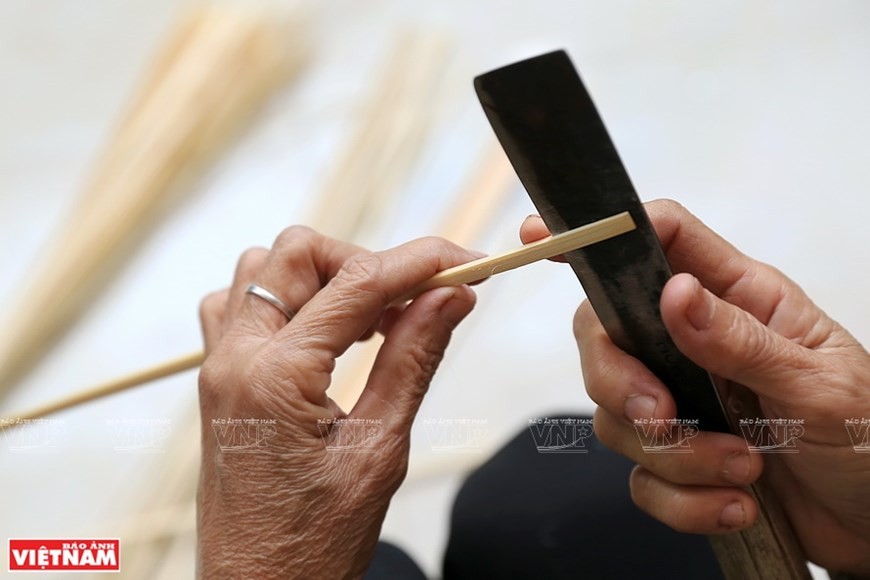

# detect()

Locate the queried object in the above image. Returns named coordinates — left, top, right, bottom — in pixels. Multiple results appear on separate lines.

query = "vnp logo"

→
left=845, top=418, right=870, bottom=453
left=633, top=419, right=699, bottom=453
left=739, top=418, right=805, bottom=453
left=528, top=418, right=594, bottom=453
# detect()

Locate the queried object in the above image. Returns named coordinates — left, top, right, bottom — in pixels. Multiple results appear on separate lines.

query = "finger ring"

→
left=245, top=284, right=295, bottom=322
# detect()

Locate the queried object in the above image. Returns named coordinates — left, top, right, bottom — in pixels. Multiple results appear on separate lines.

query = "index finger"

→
left=265, top=237, right=482, bottom=381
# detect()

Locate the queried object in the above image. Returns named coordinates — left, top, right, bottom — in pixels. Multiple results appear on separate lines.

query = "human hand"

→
left=520, top=199, right=870, bottom=576
left=196, top=226, right=478, bottom=578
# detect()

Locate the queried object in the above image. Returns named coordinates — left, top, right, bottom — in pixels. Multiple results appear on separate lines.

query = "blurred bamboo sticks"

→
left=308, top=31, right=449, bottom=240
left=0, top=5, right=306, bottom=396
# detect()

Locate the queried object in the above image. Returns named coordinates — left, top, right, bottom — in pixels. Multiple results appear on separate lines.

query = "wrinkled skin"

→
left=521, top=199, right=870, bottom=576
left=196, top=226, right=478, bottom=579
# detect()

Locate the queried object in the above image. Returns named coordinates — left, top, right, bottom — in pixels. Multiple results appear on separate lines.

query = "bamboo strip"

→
left=398, top=212, right=634, bottom=302
left=0, top=5, right=305, bottom=396
left=0, top=213, right=635, bottom=424
left=0, top=352, right=203, bottom=424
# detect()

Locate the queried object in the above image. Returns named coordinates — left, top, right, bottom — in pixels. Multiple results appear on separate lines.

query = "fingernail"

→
left=438, top=288, right=474, bottom=326
left=722, top=451, right=751, bottom=485
left=469, top=249, right=488, bottom=259
left=624, top=394, right=657, bottom=422
left=686, top=277, right=715, bottom=331
left=719, top=501, right=746, bottom=528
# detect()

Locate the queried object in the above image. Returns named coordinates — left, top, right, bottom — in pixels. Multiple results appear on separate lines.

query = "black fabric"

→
left=364, top=540, right=427, bottom=580
left=442, top=414, right=724, bottom=580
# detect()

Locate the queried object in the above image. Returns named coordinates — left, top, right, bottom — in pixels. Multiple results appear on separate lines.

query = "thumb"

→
left=661, top=273, right=819, bottom=400
left=350, top=285, right=476, bottom=432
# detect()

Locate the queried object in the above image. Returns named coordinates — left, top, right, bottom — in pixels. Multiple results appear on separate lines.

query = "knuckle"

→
left=274, top=224, right=318, bottom=249
left=198, top=357, right=228, bottom=403
left=630, top=469, right=695, bottom=533
left=239, top=246, right=268, bottom=266
left=342, top=252, right=384, bottom=280
left=356, top=439, right=410, bottom=493
left=667, top=512, right=699, bottom=535
left=581, top=347, right=616, bottom=406
left=403, top=236, right=463, bottom=266
left=423, top=235, right=455, bottom=252
left=628, top=465, right=653, bottom=508
left=335, top=252, right=388, bottom=299
left=406, top=340, right=444, bottom=382
left=199, top=290, right=225, bottom=318
left=409, top=235, right=452, bottom=253
left=235, top=247, right=268, bottom=279
left=730, top=313, right=775, bottom=371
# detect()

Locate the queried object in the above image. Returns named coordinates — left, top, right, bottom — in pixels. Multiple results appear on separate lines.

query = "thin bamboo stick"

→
left=0, top=352, right=204, bottom=424
left=0, top=5, right=305, bottom=397
left=0, top=212, right=635, bottom=425
left=398, top=212, right=634, bottom=301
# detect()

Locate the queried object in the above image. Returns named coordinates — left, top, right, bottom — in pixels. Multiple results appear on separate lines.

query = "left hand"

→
left=196, top=226, right=478, bottom=578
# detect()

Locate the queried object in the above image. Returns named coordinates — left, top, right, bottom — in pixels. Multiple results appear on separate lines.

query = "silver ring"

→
left=245, top=284, right=295, bottom=322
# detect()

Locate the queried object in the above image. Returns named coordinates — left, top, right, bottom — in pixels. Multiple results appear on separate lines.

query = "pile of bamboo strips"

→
left=0, top=5, right=306, bottom=397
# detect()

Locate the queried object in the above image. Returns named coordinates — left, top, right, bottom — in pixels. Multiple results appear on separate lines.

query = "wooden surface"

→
left=708, top=383, right=812, bottom=579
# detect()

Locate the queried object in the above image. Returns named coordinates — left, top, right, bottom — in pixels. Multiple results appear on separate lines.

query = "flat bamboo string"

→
left=0, top=213, right=635, bottom=425
left=0, top=5, right=305, bottom=396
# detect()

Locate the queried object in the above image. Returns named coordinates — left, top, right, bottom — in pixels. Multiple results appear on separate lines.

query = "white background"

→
left=1, top=1, right=868, bottom=577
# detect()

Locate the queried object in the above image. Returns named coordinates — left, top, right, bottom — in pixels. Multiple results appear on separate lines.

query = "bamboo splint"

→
left=0, top=5, right=305, bottom=397
left=0, top=212, right=636, bottom=424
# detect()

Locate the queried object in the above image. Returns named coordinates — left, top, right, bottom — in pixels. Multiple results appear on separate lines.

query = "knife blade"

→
left=474, top=50, right=730, bottom=433
left=474, top=49, right=811, bottom=580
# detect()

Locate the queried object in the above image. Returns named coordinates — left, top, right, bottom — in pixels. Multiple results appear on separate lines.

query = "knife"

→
left=474, top=50, right=809, bottom=580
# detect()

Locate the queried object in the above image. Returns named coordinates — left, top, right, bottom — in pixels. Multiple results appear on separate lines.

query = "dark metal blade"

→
left=475, top=50, right=730, bottom=433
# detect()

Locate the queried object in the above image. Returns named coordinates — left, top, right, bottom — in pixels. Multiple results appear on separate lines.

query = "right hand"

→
left=522, top=199, right=870, bottom=576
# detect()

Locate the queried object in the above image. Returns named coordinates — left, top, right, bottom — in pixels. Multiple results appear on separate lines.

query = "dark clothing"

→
left=368, top=415, right=724, bottom=579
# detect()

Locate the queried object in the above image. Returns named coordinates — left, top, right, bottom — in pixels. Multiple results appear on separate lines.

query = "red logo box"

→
left=8, top=539, right=120, bottom=572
